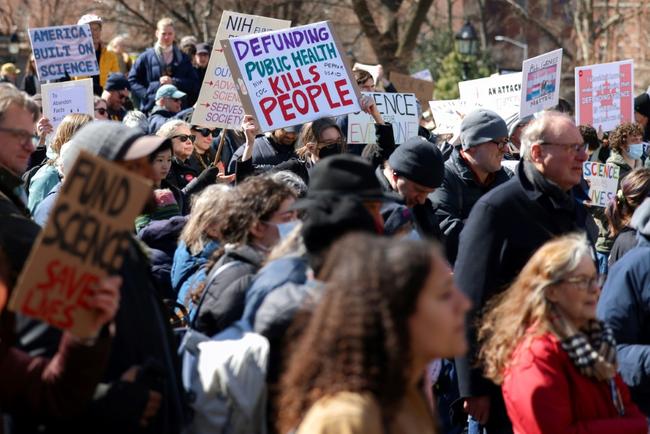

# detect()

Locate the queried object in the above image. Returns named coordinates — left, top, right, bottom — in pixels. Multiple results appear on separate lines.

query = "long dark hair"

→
left=276, top=233, right=437, bottom=433
left=606, top=167, right=650, bottom=236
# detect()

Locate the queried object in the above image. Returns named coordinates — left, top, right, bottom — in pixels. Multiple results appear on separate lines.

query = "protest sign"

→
left=191, top=11, right=290, bottom=129
left=353, top=62, right=382, bottom=84
left=41, top=79, right=94, bottom=130
left=390, top=71, right=434, bottom=106
left=29, top=24, right=99, bottom=81
left=458, top=72, right=523, bottom=120
left=8, top=151, right=152, bottom=338
left=411, top=69, right=433, bottom=82
left=428, top=99, right=468, bottom=134
left=222, top=21, right=362, bottom=132
left=582, top=161, right=620, bottom=207
left=347, top=92, right=419, bottom=144
left=520, top=49, right=562, bottom=118
left=575, top=60, right=634, bottom=132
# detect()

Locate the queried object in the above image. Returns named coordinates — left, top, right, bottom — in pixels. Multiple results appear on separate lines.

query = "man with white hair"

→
left=453, top=111, right=597, bottom=434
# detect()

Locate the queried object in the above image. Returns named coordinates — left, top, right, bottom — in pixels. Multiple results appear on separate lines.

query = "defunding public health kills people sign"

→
left=8, top=151, right=152, bottom=338
left=29, top=24, right=99, bottom=81
left=191, top=11, right=290, bottom=129
left=520, top=49, right=562, bottom=118
left=42, top=79, right=94, bottom=130
left=347, top=92, right=419, bottom=145
left=458, top=72, right=523, bottom=121
left=575, top=59, right=634, bottom=132
left=583, top=161, right=620, bottom=207
left=222, top=21, right=362, bottom=132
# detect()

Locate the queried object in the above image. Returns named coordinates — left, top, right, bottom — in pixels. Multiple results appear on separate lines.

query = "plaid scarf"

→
left=549, top=306, right=625, bottom=415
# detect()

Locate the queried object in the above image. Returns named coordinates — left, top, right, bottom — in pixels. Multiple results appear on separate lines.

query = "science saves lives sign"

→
left=222, top=21, right=362, bottom=132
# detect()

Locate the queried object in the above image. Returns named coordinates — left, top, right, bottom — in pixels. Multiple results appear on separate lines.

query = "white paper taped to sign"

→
left=41, top=79, right=94, bottom=130
left=347, top=92, right=419, bottom=144
left=458, top=73, right=522, bottom=121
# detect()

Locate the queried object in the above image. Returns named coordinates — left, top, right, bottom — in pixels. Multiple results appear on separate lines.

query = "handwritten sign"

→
left=428, top=99, right=468, bottom=134
left=458, top=72, right=522, bottom=121
left=41, top=79, right=94, bottom=130
left=222, top=21, right=361, bottom=132
left=575, top=60, right=634, bottom=132
left=583, top=162, right=620, bottom=207
left=347, top=92, right=419, bottom=144
left=191, top=11, right=290, bottom=129
left=390, top=71, right=434, bottom=106
left=29, top=24, right=99, bottom=81
left=520, top=49, right=562, bottom=118
left=8, top=151, right=152, bottom=337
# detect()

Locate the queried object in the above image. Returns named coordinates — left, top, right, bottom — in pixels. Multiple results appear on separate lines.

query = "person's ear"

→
left=249, top=220, right=266, bottom=240
left=530, top=143, right=544, bottom=162
left=544, top=286, right=560, bottom=303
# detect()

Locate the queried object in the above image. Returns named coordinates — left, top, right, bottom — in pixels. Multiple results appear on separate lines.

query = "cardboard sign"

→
left=411, top=69, right=433, bottom=82
left=458, top=72, right=523, bottom=121
left=8, top=151, right=152, bottom=338
left=575, top=60, right=634, bottom=132
left=29, top=24, right=99, bottom=81
left=520, top=49, right=562, bottom=118
left=353, top=62, right=381, bottom=84
left=583, top=162, right=620, bottom=207
left=41, top=79, right=94, bottom=130
left=347, top=92, right=419, bottom=144
left=428, top=99, right=469, bottom=134
left=390, top=71, right=434, bottom=106
left=191, top=11, right=291, bottom=129
left=222, top=21, right=361, bottom=132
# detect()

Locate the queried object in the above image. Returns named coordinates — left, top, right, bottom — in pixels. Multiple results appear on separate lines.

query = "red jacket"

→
left=502, top=331, right=646, bottom=434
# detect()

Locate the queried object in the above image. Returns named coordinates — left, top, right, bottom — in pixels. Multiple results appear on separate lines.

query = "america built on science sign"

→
left=222, top=21, right=362, bottom=132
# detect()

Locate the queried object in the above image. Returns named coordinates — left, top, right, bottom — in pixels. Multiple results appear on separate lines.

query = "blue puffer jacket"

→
left=128, top=46, right=198, bottom=113
left=171, top=239, right=219, bottom=295
left=597, top=200, right=650, bottom=416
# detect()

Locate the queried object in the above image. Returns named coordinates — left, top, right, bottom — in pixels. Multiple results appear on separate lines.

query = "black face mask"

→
left=318, top=144, right=341, bottom=159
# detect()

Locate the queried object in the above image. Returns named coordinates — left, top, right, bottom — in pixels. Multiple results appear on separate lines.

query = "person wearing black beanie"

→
left=634, top=92, right=650, bottom=142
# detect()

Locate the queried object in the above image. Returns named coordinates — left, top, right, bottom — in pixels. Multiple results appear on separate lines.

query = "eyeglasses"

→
left=489, top=140, right=509, bottom=150
left=95, top=108, right=108, bottom=115
left=0, top=126, right=38, bottom=143
left=540, top=142, right=588, bottom=154
left=558, top=274, right=604, bottom=290
left=172, top=134, right=196, bottom=143
left=192, top=127, right=219, bottom=138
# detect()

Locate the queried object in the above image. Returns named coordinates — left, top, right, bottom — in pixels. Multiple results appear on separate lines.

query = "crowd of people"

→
left=1, top=10, right=650, bottom=434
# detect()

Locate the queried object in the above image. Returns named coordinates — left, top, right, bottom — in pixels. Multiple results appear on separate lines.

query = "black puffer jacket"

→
left=193, top=244, right=265, bottom=337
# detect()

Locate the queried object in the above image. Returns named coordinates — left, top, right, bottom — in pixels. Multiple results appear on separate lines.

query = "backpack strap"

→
left=190, top=260, right=240, bottom=329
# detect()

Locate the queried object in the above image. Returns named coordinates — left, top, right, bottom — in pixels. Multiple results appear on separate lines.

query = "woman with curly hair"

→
left=478, top=234, right=646, bottom=434
left=277, top=233, right=470, bottom=434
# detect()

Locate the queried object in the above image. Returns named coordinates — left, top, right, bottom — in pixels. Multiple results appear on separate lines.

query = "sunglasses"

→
left=192, top=127, right=219, bottom=138
left=95, top=108, right=108, bottom=115
left=172, top=134, right=196, bottom=143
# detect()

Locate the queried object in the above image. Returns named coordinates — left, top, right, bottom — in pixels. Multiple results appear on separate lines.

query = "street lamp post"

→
left=494, top=35, right=528, bottom=62
left=455, top=21, right=479, bottom=80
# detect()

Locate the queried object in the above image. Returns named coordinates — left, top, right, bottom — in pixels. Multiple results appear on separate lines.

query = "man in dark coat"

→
left=430, top=109, right=512, bottom=263
left=128, top=17, right=198, bottom=113
left=454, top=111, right=597, bottom=434
left=376, top=135, right=445, bottom=239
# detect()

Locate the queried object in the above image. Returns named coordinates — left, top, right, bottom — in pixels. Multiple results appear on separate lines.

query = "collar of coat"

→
left=0, top=164, right=29, bottom=216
